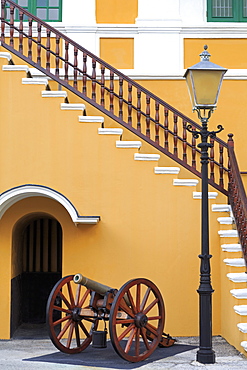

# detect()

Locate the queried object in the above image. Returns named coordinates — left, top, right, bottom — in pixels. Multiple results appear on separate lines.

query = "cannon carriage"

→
left=46, top=274, right=175, bottom=362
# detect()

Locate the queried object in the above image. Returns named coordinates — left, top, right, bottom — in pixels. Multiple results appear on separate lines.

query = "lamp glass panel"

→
left=191, top=70, right=224, bottom=106
left=185, top=71, right=196, bottom=108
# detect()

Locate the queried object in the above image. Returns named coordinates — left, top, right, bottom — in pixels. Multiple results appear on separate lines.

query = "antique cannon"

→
left=46, top=274, right=175, bottom=362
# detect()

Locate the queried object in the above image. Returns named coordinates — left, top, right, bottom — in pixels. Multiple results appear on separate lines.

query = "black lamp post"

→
left=184, top=46, right=227, bottom=364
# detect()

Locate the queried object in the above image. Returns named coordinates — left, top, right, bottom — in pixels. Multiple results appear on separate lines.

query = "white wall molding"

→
left=231, top=289, right=247, bottom=299
left=224, top=258, right=245, bottom=267
left=0, top=185, right=100, bottom=225
left=173, top=179, right=199, bottom=186
left=221, top=244, right=241, bottom=252
left=218, top=230, right=238, bottom=238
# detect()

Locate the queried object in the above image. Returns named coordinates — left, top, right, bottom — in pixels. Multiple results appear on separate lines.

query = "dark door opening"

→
left=11, top=216, right=62, bottom=337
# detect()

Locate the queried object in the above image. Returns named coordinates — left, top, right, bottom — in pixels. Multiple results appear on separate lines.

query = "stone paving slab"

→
left=0, top=336, right=246, bottom=369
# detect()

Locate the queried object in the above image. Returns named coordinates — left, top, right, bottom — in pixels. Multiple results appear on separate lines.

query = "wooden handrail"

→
left=1, top=0, right=229, bottom=194
left=228, top=134, right=247, bottom=266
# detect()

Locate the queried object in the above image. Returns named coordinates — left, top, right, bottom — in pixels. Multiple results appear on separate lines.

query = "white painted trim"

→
left=218, top=230, right=238, bottom=238
left=2, top=65, right=29, bottom=72
left=61, top=103, right=85, bottom=111
left=0, top=185, right=100, bottom=225
left=41, top=91, right=67, bottom=98
left=98, top=128, right=123, bottom=135
left=79, top=116, right=104, bottom=123
left=22, top=78, right=48, bottom=86
left=173, top=179, right=199, bottom=186
left=116, top=141, right=142, bottom=149
left=0, top=52, right=12, bottom=61
left=134, top=153, right=160, bottom=161
left=227, top=273, right=247, bottom=283
left=212, top=204, right=232, bottom=213
left=154, top=167, right=180, bottom=174
left=241, top=341, right=247, bottom=351
left=217, top=217, right=233, bottom=225
left=221, top=244, right=242, bottom=252
left=224, top=258, right=245, bottom=267
left=231, top=289, right=247, bottom=299
left=234, top=305, right=247, bottom=315
left=193, top=191, right=218, bottom=199
left=237, top=323, right=247, bottom=333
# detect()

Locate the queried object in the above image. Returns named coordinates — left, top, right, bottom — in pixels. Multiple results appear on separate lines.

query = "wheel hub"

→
left=134, top=312, right=148, bottom=328
left=72, top=307, right=81, bottom=321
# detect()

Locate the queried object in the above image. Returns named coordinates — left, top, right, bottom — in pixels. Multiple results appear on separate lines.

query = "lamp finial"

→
left=200, top=45, right=211, bottom=62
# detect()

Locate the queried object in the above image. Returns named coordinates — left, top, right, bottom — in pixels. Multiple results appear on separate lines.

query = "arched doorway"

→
left=11, top=214, right=62, bottom=337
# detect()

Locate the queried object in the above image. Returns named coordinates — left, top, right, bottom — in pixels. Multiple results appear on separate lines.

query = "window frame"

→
left=6, top=0, right=62, bottom=22
left=207, top=0, right=247, bottom=22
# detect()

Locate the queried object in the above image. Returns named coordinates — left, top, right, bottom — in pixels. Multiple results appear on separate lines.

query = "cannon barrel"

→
left=73, top=273, right=113, bottom=295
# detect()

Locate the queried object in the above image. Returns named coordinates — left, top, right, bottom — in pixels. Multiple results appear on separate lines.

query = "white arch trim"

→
left=0, top=185, right=100, bottom=225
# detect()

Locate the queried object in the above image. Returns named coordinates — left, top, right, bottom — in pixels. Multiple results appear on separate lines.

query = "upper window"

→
left=207, top=0, right=247, bottom=22
left=6, top=0, right=62, bottom=22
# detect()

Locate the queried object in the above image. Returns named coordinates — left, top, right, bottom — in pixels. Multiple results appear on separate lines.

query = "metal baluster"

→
left=192, top=127, right=196, bottom=168
left=219, top=144, right=224, bottom=188
left=183, top=120, right=187, bottom=163
left=64, top=41, right=69, bottom=83
left=164, top=109, right=169, bottom=150
left=155, top=101, right=159, bottom=144
left=173, top=114, right=178, bottom=156
left=100, top=65, right=105, bottom=107
left=19, top=10, right=24, bottom=53
left=46, top=29, right=51, bottom=71
left=1, top=0, right=6, bottom=43
left=128, top=83, right=132, bottom=125
left=37, top=22, right=41, bottom=65
left=10, top=5, right=14, bottom=48
left=28, top=17, right=32, bottom=60
left=119, top=78, right=123, bottom=119
left=55, top=35, right=60, bottom=77
left=83, top=52, right=87, bottom=95
left=74, top=47, right=78, bottom=89
left=110, top=71, right=114, bottom=113
left=137, top=89, right=141, bottom=132
left=146, top=95, right=150, bottom=138
left=92, top=59, right=96, bottom=101
left=210, top=137, right=214, bottom=182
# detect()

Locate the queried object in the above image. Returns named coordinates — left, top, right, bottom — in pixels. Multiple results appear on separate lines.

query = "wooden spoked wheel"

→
left=109, top=278, right=165, bottom=362
left=46, top=275, right=96, bottom=354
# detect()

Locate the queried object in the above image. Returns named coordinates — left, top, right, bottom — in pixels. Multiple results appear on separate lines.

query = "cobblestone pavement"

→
left=0, top=336, right=247, bottom=369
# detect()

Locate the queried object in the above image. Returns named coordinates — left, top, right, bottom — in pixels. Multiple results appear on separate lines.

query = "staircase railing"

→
left=0, top=0, right=229, bottom=195
left=228, top=134, right=247, bottom=264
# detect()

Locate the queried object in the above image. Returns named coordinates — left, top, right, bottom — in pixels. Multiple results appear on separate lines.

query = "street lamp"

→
left=184, top=45, right=227, bottom=364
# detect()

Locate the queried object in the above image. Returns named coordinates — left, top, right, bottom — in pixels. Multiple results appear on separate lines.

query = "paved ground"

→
left=0, top=336, right=246, bottom=369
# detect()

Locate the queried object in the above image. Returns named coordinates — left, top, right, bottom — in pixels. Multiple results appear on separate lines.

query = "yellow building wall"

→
left=96, top=0, right=138, bottom=24
left=0, top=56, right=225, bottom=339
left=100, top=38, right=134, bottom=69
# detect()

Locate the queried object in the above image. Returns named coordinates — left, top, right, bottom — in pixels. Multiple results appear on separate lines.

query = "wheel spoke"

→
left=115, top=318, right=134, bottom=325
left=66, top=321, right=75, bottom=348
left=140, top=327, right=150, bottom=350
left=119, top=300, right=135, bottom=318
left=140, top=287, right=151, bottom=311
left=118, top=323, right=135, bottom=342
left=78, top=289, right=91, bottom=308
left=59, top=291, right=72, bottom=310
left=75, top=284, right=81, bottom=306
left=78, top=320, right=90, bottom=337
left=67, top=281, right=75, bottom=308
left=75, top=322, right=81, bottom=347
left=136, top=283, right=141, bottom=312
left=53, top=305, right=71, bottom=314
left=125, top=327, right=137, bottom=354
left=127, top=289, right=137, bottom=314
left=143, top=298, right=159, bottom=315
left=135, top=328, right=140, bottom=357
left=57, top=318, right=72, bottom=340
left=145, top=323, right=158, bottom=338
left=147, top=315, right=162, bottom=321
left=53, top=314, right=72, bottom=327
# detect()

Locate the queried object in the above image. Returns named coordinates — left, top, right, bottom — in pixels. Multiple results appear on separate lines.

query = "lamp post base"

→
left=197, top=349, right=215, bottom=364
